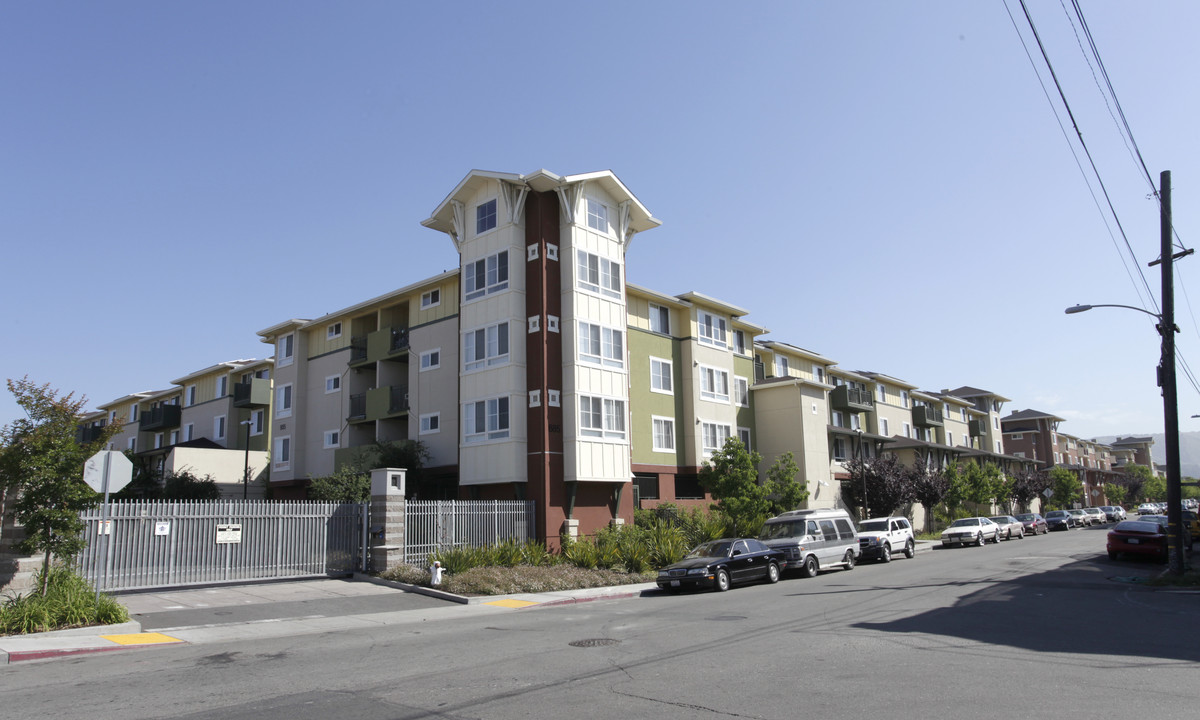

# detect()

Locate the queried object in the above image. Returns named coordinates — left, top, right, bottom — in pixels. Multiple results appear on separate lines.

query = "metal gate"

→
left=404, top=500, right=534, bottom=562
left=75, top=500, right=368, bottom=592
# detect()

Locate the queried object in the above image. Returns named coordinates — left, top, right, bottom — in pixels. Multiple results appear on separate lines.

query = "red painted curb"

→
left=531, top=591, right=640, bottom=608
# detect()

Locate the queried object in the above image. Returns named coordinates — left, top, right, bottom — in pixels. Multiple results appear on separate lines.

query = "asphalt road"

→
left=4, top=525, right=1197, bottom=720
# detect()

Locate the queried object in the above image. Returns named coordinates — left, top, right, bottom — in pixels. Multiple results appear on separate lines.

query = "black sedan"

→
left=657, top=538, right=785, bottom=592
left=1044, top=510, right=1074, bottom=531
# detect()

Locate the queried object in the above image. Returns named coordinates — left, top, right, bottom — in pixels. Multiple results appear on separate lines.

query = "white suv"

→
left=857, top=516, right=915, bottom=562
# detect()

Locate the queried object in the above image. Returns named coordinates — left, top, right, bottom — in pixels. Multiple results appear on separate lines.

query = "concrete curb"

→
left=352, top=572, right=470, bottom=604
left=1, top=620, right=144, bottom=665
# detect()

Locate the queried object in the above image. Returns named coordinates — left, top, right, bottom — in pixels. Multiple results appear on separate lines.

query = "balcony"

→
left=139, top=405, right=182, bottom=431
left=968, top=418, right=987, bottom=437
left=831, top=385, right=874, bottom=413
left=348, top=335, right=370, bottom=368
left=348, top=393, right=367, bottom=423
left=367, top=385, right=409, bottom=421
left=912, top=405, right=944, bottom=428
left=367, top=325, right=410, bottom=363
left=233, top=377, right=271, bottom=408
left=76, top=424, right=106, bottom=444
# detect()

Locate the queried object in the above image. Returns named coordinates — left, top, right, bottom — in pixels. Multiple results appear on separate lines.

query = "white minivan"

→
left=758, top=508, right=860, bottom=578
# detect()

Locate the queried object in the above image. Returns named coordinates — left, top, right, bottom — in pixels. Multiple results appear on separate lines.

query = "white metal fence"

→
left=76, top=500, right=367, bottom=592
left=404, top=500, right=535, bottom=562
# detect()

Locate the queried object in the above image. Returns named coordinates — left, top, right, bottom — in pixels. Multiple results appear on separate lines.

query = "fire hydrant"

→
left=430, top=560, right=444, bottom=586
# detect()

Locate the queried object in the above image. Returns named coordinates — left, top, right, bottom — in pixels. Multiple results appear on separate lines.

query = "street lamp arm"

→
left=1064, top=303, right=1162, bottom=319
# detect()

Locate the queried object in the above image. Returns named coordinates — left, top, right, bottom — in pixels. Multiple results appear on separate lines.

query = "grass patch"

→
left=1145, top=568, right=1200, bottom=587
left=379, top=563, right=654, bottom=596
left=1, top=567, right=129, bottom=636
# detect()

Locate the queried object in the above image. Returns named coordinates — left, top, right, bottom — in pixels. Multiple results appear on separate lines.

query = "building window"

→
left=578, top=322, right=624, bottom=368
left=278, top=333, right=294, bottom=367
left=464, top=396, right=510, bottom=443
left=420, top=349, right=441, bottom=372
left=947, top=432, right=954, bottom=447
left=463, top=322, right=510, bottom=372
left=775, top=356, right=789, bottom=377
left=832, top=437, right=848, bottom=461
left=735, top=376, right=749, bottom=407
left=900, top=390, right=910, bottom=408
left=675, top=474, right=704, bottom=500
left=327, top=322, right=342, bottom=340
left=276, top=384, right=293, bottom=418
left=993, top=416, right=999, bottom=430
left=325, top=375, right=341, bottom=393
left=649, top=303, right=670, bottom=335
left=650, top=357, right=673, bottom=394
left=420, top=413, right=441, bottom=435
left=250, top=410, right=264, bottom=436
left=732, top=330, right=748, bottom=355
left=464, top=250, right=509, bottom=301
left=652, top=417, right=675, bottom=452
left=813, top=365, right=825, bottom=384
left=877, top=385, right=887, bottom=403
left=903, top=422, right=911, bottom=438
left=576, top=250, right=621, bottom=299
left=323, top=430, right=340, bottom=449
left=738, top=427, right=751, bottom=450
left=185, top=385, right=196, bottom=407
left=586, top=198, right=609, bottom=233
left=274, top=436, right=291, bottom=470
left=476, top=198, right=497, bottom=234
left=169, top=430, right=178, bottom=445
left=214, top=415, right=226, bottom=440
left=1013, top=451, right=1025, bottom=458
left=699, top=365, right=730, bottom=403
left=634, top=473, right=660, bottom=502
left=128, top=437, right=136, bottom=452
left=421, top=288, right=441, bottom=309
left=154, top=433, right=163, bottom=450
left=960, top=408, right=968, bottom=422
left=701, top=422, right=731, bottom=456
left=548, top=390, right=560, bottom=407
left=580, top=396, right=626, bottom=440
left=130, top=404, right=139, bottom=422
left=184, top=423, right=194, bottom=442
left=697, top=311, right=727, bottom=348
left=1011, top=433, right=1023, bottom=440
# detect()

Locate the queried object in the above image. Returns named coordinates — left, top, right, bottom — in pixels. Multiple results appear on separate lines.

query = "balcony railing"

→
left=349, top=336, right=369, bottom=366
left=389, top=385, right=409, bottom=414
left=138, top=405, right=182, bottom=431
left=968, top=418, right=987, bottom=437
left=348, top=393, right=367, bottom=422
left=391, top=327, right=409, bottom=353
left=912, top=405, right=944, bottom=428
left=76, top=424, right=106, bottom=444
left=233, top=378, right=271, bottom=408
left=831, top=385, right=874, bottom=413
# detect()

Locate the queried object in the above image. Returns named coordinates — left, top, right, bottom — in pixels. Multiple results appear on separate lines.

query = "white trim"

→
left=698, top=364, right=730, bottom=403
left=651, top=415, right=675, bottom=453
left=421, top=288, right=442, bottom=309
left=548, top=389, right=561, bottom=407
left=323, top=430, right=340, bottom=449
left=277, top=333, right=295, bottom=368
left=650, top=356, right=673, bottom=395
left=325, top=375, right=341, bottom=394
left=462, top=320, right=510, bottom=372
left=326, top=321, right=342, bottom=340
left=214, top=414, right=227, bottom=440
left=273, top=436, right=291, bottom=471
left=420, top=412, right=441, bottom=435
left=734, top=375, right=749, bottom=407
left=420, top=348, right=441, bottom=372
left=276, top=383, right=293, bottom=419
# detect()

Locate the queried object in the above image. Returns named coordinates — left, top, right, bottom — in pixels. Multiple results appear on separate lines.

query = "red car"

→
left=1107, top=520, right=1168, bottom=562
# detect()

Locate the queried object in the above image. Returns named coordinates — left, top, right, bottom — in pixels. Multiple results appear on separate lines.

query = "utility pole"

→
left=1158, top=170, right=1186, bottom=575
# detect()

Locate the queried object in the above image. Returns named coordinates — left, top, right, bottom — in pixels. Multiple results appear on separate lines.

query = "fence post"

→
left=369, top=467, right=407, bottom=572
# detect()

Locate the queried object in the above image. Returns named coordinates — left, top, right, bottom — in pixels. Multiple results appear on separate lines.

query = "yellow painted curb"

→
left=99, top=632, right=183, bottom=646
left=483, top=599, right=539, bottom=609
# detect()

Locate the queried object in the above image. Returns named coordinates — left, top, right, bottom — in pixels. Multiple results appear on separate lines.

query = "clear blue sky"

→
left=3, top=1, right=1199, bottom=440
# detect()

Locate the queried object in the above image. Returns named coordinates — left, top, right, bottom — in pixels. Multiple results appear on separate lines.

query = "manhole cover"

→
left=1111, top=576, right=1149, bottom=584
left=569, top=638, right=621, bottom=648
left=707, top=615, right=746, bottom=622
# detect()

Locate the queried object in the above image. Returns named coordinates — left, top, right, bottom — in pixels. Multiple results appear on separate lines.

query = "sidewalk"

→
left=0, top=575, right=658, bottom=665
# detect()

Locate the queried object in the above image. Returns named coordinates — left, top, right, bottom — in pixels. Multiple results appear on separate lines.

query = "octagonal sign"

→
left=83, top=450, right=133, bottom=494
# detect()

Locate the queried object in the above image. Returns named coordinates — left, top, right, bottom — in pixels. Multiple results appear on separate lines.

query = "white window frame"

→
left=877, top=384, right=887, bottom=403
left=652, top=416, right=675, bottom=453
left=214, top=376, right=227, bottom=399
left=184, top=423, right=194, bottom=442
left=464, top=250, right=508, bottom=301
left=903, top=422, right=912, bottom=438
left=274, top=436, right=291, bottom=471
left=325, top=375, right=341, bottom=394
left=168, top=430, right=178, bottom=445
left=699, top=365, right=730, bottom=403
left=813, top=365, right=825, bottom=384
left=463, top=321, right=510, bottom=372
left=475, top=198, right=497, bottom=235
left=327, top=322, right=342, bottom=340
left=130, top=404, right=139, bottom=422
left=128, top=437, right=136, bottom=452
left=586, top=197, right=609, bottom=233
left=420, top=412, right=441, bottom=435
left=421, top=288, right=441, bottom=309
left=578, top=321, right=624, bottom=369
left=697, top=310, right=728, bottom=348
left=463, top=396, right=510, bottom=443
left=579, top=395, right=626, bottom=440
left=420, top=349, right=441, bottom=372
left=1012, top=433, right=1023, bottom=440
left=576, top=250, right=622, bottom=299
left=649, top=303, right=670, bottom=335
left=154, top=432, right=163, bottom=450
left=650, top=357, right=673, bottom=395
left=323, top=430, right=340, bottom=449
left=276, top=384, right=293, bottom=419
left=185, top=385, right=196, bottom=407
left=250, top=410, right=264, bottom=436
left=900, top=390, right=910, bottom=408
left=701, top=421, right=732, bottom=457
left=880, top=418, right=890, bottom=436
left=214, top=414, right=226, bottom=440
left=738, top=427, right=752, bottom=450
left=734, top=376, right=749, bottom=407
left=277, top=333, right=294, bottom=367
left=775, top=356, right=789, bottom=377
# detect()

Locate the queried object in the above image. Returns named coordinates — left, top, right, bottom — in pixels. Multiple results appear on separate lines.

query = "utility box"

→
left=370, top=467, right=406, bottom=497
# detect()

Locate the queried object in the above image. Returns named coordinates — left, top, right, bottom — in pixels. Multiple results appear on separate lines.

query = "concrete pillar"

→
left=562, top=517, right=579, bottom=540
left=369, top=467, right=406, bottom=573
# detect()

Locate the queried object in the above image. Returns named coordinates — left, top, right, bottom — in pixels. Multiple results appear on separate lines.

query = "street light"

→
left=855, top=427, right=868, bottom=520
left=240, top=418, right=254, bottom=500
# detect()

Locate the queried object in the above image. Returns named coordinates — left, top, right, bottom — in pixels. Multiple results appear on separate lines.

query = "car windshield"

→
left=1015, top=514, right=1033, bottom=521
left=859, top=520, right=889, bottom=532
left=759, top=521, right=803, bottom=540
left=1046, top=511, right=1064, bottom=518
left=989, top=517, right=1009, bottom=523
left=686, top=541, right=732, bottom=559
left=949, top=518, right=979, bottom=528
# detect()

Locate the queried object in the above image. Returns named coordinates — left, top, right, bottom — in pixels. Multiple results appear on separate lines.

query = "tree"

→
left=162, top=470, right=222, bottom=500
left=962, top=462, right=1003, bottom=510
left=699, top=439, right=806, bottom=537
left=323, top=440, right=432, bottom=500
left=1120, top=464, right=1152, bottom=503
left=840, top=454, right=913, bottom=519
left=1008, top=468, right=1050, bottom=513
left=909, top=463, right=949, bottom=533
left=0, top=378, right=116, bottom=594
left=1045, top=467, right=1083, bottom=511
left=308, top=465, right=371, bottom=503
left=1103, top=482, right=1127, bottom=508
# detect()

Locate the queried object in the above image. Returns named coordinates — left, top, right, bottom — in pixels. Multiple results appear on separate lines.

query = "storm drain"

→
left=569, top=638, right=621, bottom=648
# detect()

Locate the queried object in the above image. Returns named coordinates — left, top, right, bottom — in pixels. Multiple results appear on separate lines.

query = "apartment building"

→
left=1108, top=436, right=1159, bottom=476
left=944, top=386, right=1010, bottom=455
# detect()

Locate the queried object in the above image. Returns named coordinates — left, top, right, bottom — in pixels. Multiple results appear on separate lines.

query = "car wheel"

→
left=800, top=555, right=818, bottom=578
left=1107, top=551, right=1118, bottom=561
left=1017, top=529, right=1024, bottom=539
left=880, top=543, right=892, bottom=563
left=1006, top=528, right=1012, bottom=540
left=904, top=539, right=915, bottom=558
left=991, top=531, right=1001, bottom=544
left=976, top=533, right=985, bottom=547
left=766, top=561, right=781, bottom=584
left=843, top=550, right=856, bottom=570
left=715, top=568, right=731, bottom=592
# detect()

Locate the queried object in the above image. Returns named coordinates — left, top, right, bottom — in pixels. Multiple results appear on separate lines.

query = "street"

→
left=3, top=525, right=1198, bottom=719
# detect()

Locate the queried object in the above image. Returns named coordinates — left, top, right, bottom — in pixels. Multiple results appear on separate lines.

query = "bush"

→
left=1, top=566, right=129, bottom=635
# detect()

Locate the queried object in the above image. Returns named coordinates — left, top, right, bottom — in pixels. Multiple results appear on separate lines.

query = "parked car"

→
left=857, top=516, right=916, bottom=562
left=1015, top=513, right=1048, bottom=535
left=1184, top=510, right=1200, bottom=543
left=1083, top=507, right=1108, bottom=524
left=1044, top=510, right=1074, bottom=531
left=656, top=538, right=785, bottom=592
left=759, top=508, right=859, bottom=577
left=1100, top=506, right=1126, bottom=522
left=1067, top=508, right=1092, bottom=526
left=989, top=515, right=1025, bottom=540
left=1137, top=503, right=1158, bottom=515
left=1107, top=520, right=1168, bottom=562
left=940, top=517, right=1001, bottom=547
left=1140, top=514, right=1193, bottom=547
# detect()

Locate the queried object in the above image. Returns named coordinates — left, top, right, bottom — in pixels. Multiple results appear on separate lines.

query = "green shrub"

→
left=1, top=566, right=129, bottom=635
